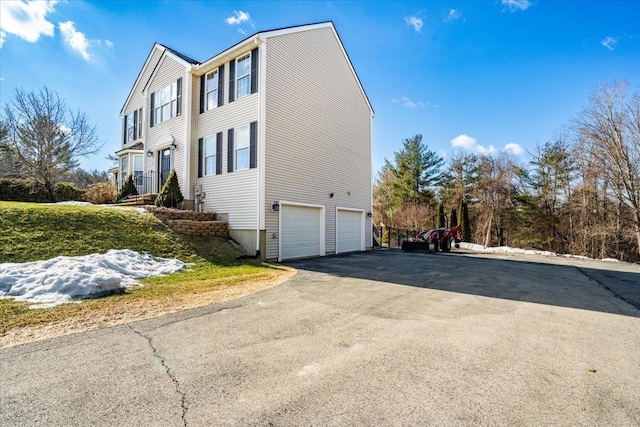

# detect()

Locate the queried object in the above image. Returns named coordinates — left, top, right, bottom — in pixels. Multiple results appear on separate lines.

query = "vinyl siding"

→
left=195, top=52, right=260, bottom=230
left=264, top=27, right=372, bottom=260
left=146, top=55, right=187, bottom=193
left=121, top=48, right=163, bottom=149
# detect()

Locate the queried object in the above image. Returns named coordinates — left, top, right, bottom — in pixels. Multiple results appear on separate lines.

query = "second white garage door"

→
left=280, top=204, right=324, bottom=261
left=336, top=208, right=364, bottom=254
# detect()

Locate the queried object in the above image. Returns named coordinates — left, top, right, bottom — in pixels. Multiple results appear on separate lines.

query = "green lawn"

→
left=0, top=202, right=290, bottom=336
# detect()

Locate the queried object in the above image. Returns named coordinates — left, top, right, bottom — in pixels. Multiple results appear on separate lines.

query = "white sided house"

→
left=114, top=21, right=373, bottom=261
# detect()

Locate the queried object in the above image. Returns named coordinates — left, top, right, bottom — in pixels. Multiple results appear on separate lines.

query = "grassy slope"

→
left=0, top=202, right=289, bottom=334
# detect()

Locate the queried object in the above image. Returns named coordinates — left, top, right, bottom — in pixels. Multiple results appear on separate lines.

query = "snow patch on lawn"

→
left=0, top=250, right=185, bottom=308
left=56, top=201, right=94, bottom=206
left=459, top=242, right=619, bottom=262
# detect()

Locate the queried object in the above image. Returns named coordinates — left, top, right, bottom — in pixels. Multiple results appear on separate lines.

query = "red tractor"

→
left=401, top=224, right=462, bottom=253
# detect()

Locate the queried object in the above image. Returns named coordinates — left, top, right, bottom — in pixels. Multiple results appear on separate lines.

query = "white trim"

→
left=335, top=207, right=365, bottom=254
left=195, top=37, right=262, bottom=76
left=183, top=70, right=192, bottom=199
left=278, top=201, right=326, bottom=262
left=258, top=41, right=267, bottom=231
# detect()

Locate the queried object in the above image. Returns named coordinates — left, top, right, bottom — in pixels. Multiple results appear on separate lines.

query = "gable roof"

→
left=121, top=21, right=373, bottom=116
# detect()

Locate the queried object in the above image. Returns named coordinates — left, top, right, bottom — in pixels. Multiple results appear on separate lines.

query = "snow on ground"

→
left=56, top=201, right=94, bottom=206
left=0, top=250, right=185, bottom=308
left=459, top=242, right=619, bottom=262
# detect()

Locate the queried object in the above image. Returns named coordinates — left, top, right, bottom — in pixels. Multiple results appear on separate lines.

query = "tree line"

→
left=374, top=79, right=640, bottom=262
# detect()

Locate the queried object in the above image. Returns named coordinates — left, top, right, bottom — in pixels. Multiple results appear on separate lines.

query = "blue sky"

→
left=1, top=0, right=639, bottom=175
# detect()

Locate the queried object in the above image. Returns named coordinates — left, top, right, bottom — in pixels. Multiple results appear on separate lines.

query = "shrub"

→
left=155, top=169, right=184, bottom=208
left=84, top=182, right=117, bottom=204
left=54, top=182, right=85, bottom=202
left=0, top=179, right=49, bottom=202
left=115, top=174, right=138, bottom=202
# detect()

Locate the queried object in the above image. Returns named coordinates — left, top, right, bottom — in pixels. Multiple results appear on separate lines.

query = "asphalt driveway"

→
left=2, top=250, right=639, bottom=426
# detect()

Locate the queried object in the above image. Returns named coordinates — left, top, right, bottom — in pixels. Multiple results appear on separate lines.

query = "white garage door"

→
left=280, top=204, right=323, bottom=261
left=337, top=209, right=364, bottom=254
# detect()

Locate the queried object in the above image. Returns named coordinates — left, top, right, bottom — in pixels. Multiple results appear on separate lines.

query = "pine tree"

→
left=115, top=174, right=138, bottom=202
left=155, top=169, right=184, bottom=208
left=450, top=208, right=458, bottom=228
left=460, top=200, right=471, bottom=242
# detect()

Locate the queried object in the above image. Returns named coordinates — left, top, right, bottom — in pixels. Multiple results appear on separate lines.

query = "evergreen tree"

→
left=450, top=208, right=458, bottom=228
left=115, top=174, right=138, bottom=202
left=155, top=169, right=184, bottom=208
left=438, top=202, right=446, bottom=228
left=459, top=200, right=471, bottom=242
left=388, top=134, right=444, bottom=205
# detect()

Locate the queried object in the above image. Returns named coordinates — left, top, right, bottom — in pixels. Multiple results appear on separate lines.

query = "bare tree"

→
left=1, top=87, right=102, bottom=201
left=574, top=79, right=640, bottom=256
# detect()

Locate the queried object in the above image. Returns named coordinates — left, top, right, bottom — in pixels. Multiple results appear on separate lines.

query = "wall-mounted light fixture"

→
left=272, top=201, right=280, bottom=212
left=367, top=211, right=373, bottom=218
left=146, top=150, right=154, bottom=158
left=170, top=142, right=178, bottom=150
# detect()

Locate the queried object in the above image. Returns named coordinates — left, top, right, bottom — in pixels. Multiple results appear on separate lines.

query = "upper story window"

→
left=122, top=108, right=142, bottom=144
left=236, top=54, right=251, bottom=99
left=125, top=112, right=135, bottom=142
left=150, top=78, right=182, bottom=127
left=205, top=71, right=218, bottom=111
left=203, top=135, right=216, bottom=175
left=235, top=125, right=250, bottom=170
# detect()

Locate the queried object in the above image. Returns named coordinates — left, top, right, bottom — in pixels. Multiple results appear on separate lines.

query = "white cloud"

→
left=59, top=21, right=90, bottom=61
left=451, top=134, right=525, bottom=155
left=238, top=28, right=247, bottom=35
left=105, top=40, right=114, bottom=48
left=444, top=9, right=463, bottom=23
left=451, top=134, right=496, bottom=154
left=601, top=36, right=618, bottom=51
left=404, top=15, right=423, bottom=33
left=501, top=0, right=532, bottom=12
left=0, top=0, right=57, bottom=44
left=226, top=10, right=250, bottom=25
left=0, top=31, right=5, bottom=48
left=504, top=143, right=524, bottom=155
left=392, top=96, right=425, bottom=109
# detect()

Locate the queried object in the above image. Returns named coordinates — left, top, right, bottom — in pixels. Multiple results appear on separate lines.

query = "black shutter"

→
left=122, top=115, right=127, bottom=144
left=217, top=64, right=225, bottom=107
left=138, top=108, right=143, bottom=138
left=176, top=77, right=182, bottom=116
left=200, top=75, right=205, bottom=114
left=227, top=129, right=234, bottom=173
left=216, top=132, right=222, bottom=175
left=198, top=138, right=203, bottom=178
left=132, top=110, right=138, bottom=140
left=249, top=121, right=257, bottom=169
left=150, top=93, right=155, bottom=127
left=250, top=47, right=258, bottom=94
left=228, top=60, right=235, bottom=103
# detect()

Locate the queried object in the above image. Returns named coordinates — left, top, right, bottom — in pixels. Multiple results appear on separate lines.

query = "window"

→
left=120, top=156, right=128, bottom=177
left=138, top=108, right=143, bottom=138
left=203, top=136, right=216, bottom=175
left=151, top=79, right=181, bottom=126
left=236, top=53, right=251, bottom=99
left=235, top=125, right=250, bottom=170
left=133, top=155, right=143, bottom=187
left=125, top=112, right=135, bottom=142
left=205, top=71, right=218, bottom=111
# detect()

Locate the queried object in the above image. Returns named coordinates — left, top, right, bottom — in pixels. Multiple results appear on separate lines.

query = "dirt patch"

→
left=0, top=269, right=296, bottom=349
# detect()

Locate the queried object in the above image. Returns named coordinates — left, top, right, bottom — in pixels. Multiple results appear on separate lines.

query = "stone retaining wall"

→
left=144, top=206, right=227, bottom=238
left=166, top=219, right=228, bottom=237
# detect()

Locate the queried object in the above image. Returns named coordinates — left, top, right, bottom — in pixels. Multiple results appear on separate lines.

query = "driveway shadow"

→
left=284, top=249, right=640, bottom=318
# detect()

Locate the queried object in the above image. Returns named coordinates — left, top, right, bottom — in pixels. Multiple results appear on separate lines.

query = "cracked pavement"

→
left=1, top=250, right=640, bottom=426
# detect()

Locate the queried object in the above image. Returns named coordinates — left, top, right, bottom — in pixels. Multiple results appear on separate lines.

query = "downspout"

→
left=183, top=69, right=193, bottom=201
left=257, top=37, right=267, bottom=257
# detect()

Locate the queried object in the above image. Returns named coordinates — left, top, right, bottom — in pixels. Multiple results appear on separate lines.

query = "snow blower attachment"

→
left=401, top=224, right=462, bottom=252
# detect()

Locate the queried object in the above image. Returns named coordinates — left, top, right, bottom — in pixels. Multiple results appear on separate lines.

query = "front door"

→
left=159, top=149, right=171, bottom=190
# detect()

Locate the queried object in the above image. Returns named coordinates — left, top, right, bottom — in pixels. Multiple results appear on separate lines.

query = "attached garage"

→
left=336, top=208, right=365, bottom=254
left=279, top=203, right=325, bottom=261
